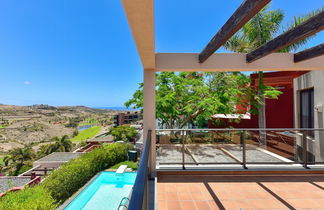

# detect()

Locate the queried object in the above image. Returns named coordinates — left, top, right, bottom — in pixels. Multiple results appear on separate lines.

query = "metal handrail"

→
left=156, top=128, right=324, bottom=131
left=117, top=197, right=130, bottom=210
left=156, top=128, right=324, bottom=169
left=128, top=130, right=152, bottom=210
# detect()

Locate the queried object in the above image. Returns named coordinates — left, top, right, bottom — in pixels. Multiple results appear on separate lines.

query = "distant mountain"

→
left=94, top=107, right=139, bottom=111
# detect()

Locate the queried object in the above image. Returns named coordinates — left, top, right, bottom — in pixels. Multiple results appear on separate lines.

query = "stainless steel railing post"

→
left=242, top=130, right=247, bottom=169
left=182, top=130, right=185, bottom=170
left=302, top=131, right=308, bottom=169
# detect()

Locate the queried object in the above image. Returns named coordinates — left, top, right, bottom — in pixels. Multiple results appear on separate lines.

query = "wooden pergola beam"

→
left=122, top=0, right=155, bottom=69
left=294, top=43, right=324, bottom=63
left=156, top=53, right=324, bottom=72
left=247, top=11, right=324, bottom=63
left=198, top=0, right=270, bottom=63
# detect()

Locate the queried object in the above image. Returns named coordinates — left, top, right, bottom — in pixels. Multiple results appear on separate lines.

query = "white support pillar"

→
left=143, top=69, right=156, bottom=174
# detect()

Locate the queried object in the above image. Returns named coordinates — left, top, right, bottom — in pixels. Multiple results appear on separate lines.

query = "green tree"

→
left=3, top=147, right=35, bottom=175
left=72, top=129, right=79, bottom=137
left=109, top=126, right=138, bottom=142
left=47, top=135, right=73, bottom=153
left=37, top=144, right=52, bottom=158
left=224, top=5, right=323, bottom=145
left=126, top=72, right=279, bottom=128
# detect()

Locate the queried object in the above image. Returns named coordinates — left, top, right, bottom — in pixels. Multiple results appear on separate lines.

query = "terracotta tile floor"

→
left=157, top=175, right=324, bottom=210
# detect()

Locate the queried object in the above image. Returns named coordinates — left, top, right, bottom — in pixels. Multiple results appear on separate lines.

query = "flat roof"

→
left=0, top=177, right=30, bottom=193
left=35, top=152, right=82, bottom=162
left=87, top=135, right=114, bottom=143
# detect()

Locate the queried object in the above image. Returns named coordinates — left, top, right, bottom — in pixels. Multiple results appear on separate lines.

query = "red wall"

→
left=209, top=71, right=308, bottom=128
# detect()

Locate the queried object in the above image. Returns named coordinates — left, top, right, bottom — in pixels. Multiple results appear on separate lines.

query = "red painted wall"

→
left=209, top=71, right=308, bottom=128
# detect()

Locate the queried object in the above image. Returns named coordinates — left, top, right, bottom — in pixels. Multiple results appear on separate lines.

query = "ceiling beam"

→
left=247, top=11, right=324, bottom=63
left=122, top=0, right=155, bottom=69
left=294, top=43, right=324, bottom=63
left=156, top=53, right=324, bottom=72
left=198, top=0, right=270, bottom=63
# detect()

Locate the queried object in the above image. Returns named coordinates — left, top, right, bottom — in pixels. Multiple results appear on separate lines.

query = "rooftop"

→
left=35, top=152, right=83, bottom=162
left=87, top=135, right=114, bottom=143
left=0, top=177, right=31, bottom=193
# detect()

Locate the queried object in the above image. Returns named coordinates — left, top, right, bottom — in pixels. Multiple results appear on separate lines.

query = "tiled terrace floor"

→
left=157, top=174, right=324, bottom=210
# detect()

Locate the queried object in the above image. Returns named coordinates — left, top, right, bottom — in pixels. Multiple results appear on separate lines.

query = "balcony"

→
left=155, top=128, right=324, bottom=170
left=128, top=129, right=324, bottom=210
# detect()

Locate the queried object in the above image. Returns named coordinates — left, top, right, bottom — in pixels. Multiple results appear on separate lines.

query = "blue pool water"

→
left=65, top=172, right=136, bottom=210
left=78, top=125, right=93, bottom=131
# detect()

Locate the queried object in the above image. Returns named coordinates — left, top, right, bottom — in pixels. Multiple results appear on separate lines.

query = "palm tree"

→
left=224, top=5, right=323, bottom=146
left=4, top=147, right=35, bottom=175
left=48, top=135, right=73, bottom=153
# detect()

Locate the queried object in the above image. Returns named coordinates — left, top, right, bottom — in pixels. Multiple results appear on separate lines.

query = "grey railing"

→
left=156, top=128, right=324, bottom=169
left=128, top=130, right=152, bottom=210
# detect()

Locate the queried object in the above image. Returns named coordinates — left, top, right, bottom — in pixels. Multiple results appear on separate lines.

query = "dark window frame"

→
left=299, top=88, right=314, bottom=136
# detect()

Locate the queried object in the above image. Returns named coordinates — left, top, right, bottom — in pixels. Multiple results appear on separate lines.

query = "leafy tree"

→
left=72, top=129, right=79, bottom=137
left=109, top=125, right=138, bottom=142
left=3, top=147, right=35, bottom=175
left=47, top=135, right=73, bottom=153
left=224, top=5, right=323, bottom=145
left=37, top=144, right=52, bottom=158
left=125, top=72, right=279, bottom=128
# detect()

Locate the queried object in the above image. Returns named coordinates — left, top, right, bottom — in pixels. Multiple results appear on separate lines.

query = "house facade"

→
left=294, top=70, right=324, bottom=163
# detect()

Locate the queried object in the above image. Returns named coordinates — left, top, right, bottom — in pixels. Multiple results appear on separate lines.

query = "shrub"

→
left=42, top=143, right=132, bottom=203
left=109, top=125, right=138, bottom=142
left=0, top=186, right=57, bottom=210
left=110, top=161, right=138, bottom=170
left=72, top=129, right=79, bottom=137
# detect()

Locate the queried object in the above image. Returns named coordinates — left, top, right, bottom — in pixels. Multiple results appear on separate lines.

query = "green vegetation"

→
left=110, top=161, right=138, bottom=170
left=78, top=118, right=98, bottom=126
left=109, top=125, right=138, bottom=142
left=42, top=143, right=132, bottom=202
left=0, top=143, right=132, bottom=207
left=224, top=5, right=323, bottom=144
left=0, top=186, right=57, bottom=210
left=70, top=126, right=101, bottom=142
left=37, top=135, right=73, bottom=158
left=126, top=72, right=280, bottom=128
left=0, top=155, right=4, bottom=165
left=1, top=136, right=74, bottom=175
left=2, top=147, right=35, bottom=176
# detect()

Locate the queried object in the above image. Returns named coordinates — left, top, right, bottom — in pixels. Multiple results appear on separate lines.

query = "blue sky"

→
left=0, top=0, right=323, bottom=107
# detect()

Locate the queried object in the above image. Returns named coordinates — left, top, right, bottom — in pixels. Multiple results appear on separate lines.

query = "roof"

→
left=35, top=152, right=82, bottom=162
left=87, top=135, right=114, bottom=143
left=0, top=177, right=30, bottom=193
left=212, top=113, right=251, bottom=120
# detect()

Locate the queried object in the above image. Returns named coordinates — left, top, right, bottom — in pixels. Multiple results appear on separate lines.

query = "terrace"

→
left=19, top=152, right=83, bottom=177
left=121, top=0, right=324, bottom=209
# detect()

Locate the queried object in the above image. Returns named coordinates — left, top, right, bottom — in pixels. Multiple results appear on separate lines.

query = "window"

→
left=300, top=88, right=314, bottom=135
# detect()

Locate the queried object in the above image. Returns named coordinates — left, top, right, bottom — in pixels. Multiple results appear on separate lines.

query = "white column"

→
left=143, top=69, right=156, bottom=174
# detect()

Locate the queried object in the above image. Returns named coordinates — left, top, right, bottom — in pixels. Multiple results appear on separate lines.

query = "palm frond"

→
left=280, top=7, right=324, bottom=52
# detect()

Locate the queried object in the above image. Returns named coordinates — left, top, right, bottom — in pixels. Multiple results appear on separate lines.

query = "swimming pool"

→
left=65, top=171, right=136, bottom=210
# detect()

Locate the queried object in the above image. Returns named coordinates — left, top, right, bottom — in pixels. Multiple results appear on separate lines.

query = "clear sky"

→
left=0, top=0, right=323, bottom=107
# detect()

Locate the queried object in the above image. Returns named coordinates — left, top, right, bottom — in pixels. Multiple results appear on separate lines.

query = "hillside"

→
left=0, top=104, right=117, bottom=153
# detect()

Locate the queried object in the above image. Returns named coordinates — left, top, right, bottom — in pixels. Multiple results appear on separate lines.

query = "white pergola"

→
left=121, top=0, right=324, bottom=172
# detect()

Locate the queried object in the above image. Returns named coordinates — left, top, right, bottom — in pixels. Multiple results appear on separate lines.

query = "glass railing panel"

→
left=185, top=130, right=240, bottom=165
left=244, top=129, right=298, bottom=164
left=156, top=128, right=324, bottom=169
left=307, top=130, right=324, bottom=165
left=156, top=130, right=195, bottom=166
